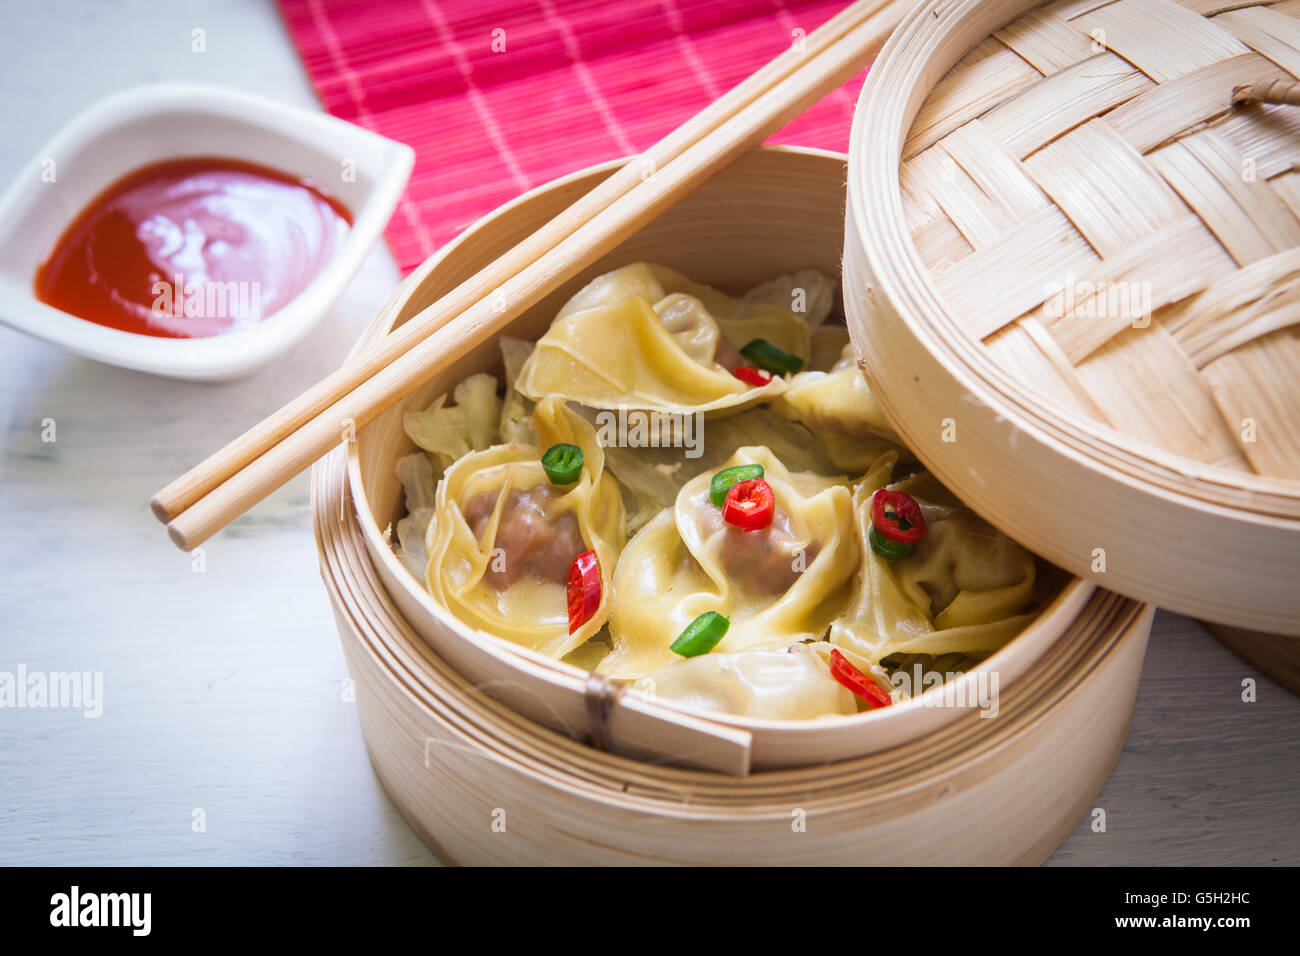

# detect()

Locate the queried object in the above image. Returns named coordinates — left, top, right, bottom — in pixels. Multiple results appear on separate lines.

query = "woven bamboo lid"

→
left=846, top=0, right=1300, bottom=634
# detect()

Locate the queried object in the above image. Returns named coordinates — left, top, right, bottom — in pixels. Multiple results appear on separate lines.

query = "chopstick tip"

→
left=166, top=522, right=192, bottom=553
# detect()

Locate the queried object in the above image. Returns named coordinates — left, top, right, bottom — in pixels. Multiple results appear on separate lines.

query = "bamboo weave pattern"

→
left=901, top=0, right=1300, bottom=479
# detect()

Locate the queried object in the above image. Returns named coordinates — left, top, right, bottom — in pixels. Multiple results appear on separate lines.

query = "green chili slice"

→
left=869, top=526, right=915, bottom=561
left=670, top=611, right=730, bottom=657
left=541, top=443, right=584, bottom=485
left=738, top=338, right=804, bottom=375
left=709, top=464, right=765, bottom=507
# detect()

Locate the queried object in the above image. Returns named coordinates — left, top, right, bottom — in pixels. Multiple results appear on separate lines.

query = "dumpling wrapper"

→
left=594, top=404, right=844, bottom=533
left=777, top=342, right=907, bottom=474
left=739, top=267, right=837, bottom=330
left=515, top=263, right=810, bottom=415
left=599, top=446, right=857, bottom=680
left=425, top=397, right=626, bottom=659
left=632, top=641, right=860, bottom=720
left=830, top=453, right=1039, bottom=663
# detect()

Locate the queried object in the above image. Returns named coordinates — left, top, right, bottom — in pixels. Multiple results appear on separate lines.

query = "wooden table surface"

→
left=1, top=0, right=1296, bottom=867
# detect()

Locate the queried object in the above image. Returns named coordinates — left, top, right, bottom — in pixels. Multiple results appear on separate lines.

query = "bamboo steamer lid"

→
left=846, top=0, right=1300, bottom=635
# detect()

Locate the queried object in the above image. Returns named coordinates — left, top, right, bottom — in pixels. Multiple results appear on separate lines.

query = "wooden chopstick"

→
left=150, top=0, right=898, bottom=528
left=156, top=0, right=911, bottom=551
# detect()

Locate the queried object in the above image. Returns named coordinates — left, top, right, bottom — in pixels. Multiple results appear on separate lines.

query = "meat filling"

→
left=696, top=497, right=820, bottom=594
left=712, top=334, right=745, bottom=373
left=655, top=293, right=745, bottom=372
left=462, top=484, right=586, bottom=590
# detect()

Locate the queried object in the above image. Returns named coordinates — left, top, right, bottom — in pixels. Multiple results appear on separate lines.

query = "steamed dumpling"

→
left=738, top=267, right=837, bottom=330
left=598, top=446, right=857, bottom=679
left=596, top=405, right=843, bottom=533
left=632, top=641, right=860, bottom=720
left=777, top=342, right=907, bottom=473
left=424, top=397, right=625, bottom=658
left=514, top=263, right=811, bottom=415
left=830, top=452, right=1039, bottom=663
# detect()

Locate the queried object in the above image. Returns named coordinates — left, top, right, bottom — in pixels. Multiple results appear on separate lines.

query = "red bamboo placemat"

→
left=279, top=0, right=869, bottom=273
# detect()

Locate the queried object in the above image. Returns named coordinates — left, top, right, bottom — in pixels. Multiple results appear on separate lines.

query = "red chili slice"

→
left=722, top=477, right=775, bottom=531
left=566, top=550, right=601, bottom=634
left=732, top=365, right=773, bottom=387
left=830, top=649, right=893, bottom=709
left=870, top=489, right=926, bottom=546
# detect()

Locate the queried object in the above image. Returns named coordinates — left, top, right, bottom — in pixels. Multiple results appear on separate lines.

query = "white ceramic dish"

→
left=0, top=82, right=413, bottom=380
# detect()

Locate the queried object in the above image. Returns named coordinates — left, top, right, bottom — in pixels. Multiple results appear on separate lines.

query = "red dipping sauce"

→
left=34, top=157, right=352, bottom=339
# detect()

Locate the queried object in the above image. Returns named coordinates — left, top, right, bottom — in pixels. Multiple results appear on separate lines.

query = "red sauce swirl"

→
left=34, top=157, right=351, bottom=338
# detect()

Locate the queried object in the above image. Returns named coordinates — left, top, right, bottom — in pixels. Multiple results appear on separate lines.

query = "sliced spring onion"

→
left=670, top=611, right=730, bottom=657
left=709, top=463, right=765, bottom=507
left=738, top=338, right=804, bottom=375
left=868, top=526, right=914, bottom=561
left=542, top=443, right=584, bottom=485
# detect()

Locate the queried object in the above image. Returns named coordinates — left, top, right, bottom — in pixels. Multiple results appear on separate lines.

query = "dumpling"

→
left=596, top=405, right=843, bottom=533
left=598, top=446, right=858, bottom=679
left=424, top=396, right=625, bottom=658
left=514, top=263, right=812, bottom=415
left=830, top=452, right=1039, bottom=664
left=737, top=266, right=837, bottom=322
left=632, top=641, right=860, bottom=720
left=889, top=469, right=1040, bottom=630
left=777, top=342, right=907, bottom=474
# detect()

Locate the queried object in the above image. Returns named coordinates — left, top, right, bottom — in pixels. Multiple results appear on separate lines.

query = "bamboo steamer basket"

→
left=316, top=438, right=1151, bottom=864
left=1205, top=620, right=1300, bottom=692
left=331, top=146, right=1143, bottom=776
left=311, top=146, right=1155, bottom=862
left=845, top=0, right=1300, bottom=638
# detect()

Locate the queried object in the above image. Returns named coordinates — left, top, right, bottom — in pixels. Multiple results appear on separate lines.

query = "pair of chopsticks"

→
left=152, top=0, right=912, bottom=551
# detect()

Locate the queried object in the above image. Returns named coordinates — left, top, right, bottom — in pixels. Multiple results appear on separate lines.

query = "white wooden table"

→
left=1, top=0, right=1295, bottom=867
